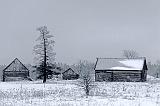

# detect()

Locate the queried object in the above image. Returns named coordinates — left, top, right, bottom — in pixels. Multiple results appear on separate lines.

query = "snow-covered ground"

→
left=0, top=75, right=160, bottom=106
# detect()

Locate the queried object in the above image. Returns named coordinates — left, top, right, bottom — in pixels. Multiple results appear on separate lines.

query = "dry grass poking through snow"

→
left=0, top=76, right=160, bottom=106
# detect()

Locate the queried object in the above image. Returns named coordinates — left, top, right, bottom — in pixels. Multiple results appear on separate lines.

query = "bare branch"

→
left=123, top=50, right=139, bottom=59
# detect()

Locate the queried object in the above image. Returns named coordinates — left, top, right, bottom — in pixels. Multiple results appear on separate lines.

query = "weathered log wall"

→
left=112, top=72, right=141, bottom=82
left=95, top=70, right=145, bottom=82
left=62, top=74, right=79, bottom=80
left=4, top=71, right=29, bottom=78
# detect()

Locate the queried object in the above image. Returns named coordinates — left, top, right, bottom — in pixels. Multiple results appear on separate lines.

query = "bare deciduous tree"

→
left=77, top=60, right=85, bottom=78
left=33, top=26, right=55, bottom=83
left=123, top=50, right=139, bottom=59
left=77, top=60, right=95, bottom=97
left=76, top=60, right=94, bottom=78
left=79, top=71, right=94, bottom=97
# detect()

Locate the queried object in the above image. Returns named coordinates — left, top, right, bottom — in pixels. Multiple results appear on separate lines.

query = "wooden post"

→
left=156, top=73, right=159, bottom=78
left=141, top=70, right=144, bottom=82
left=95, top=71, right=96, bottom=82
left=2, top=75, right=5, bottom=82
left=2, top=71, right=5, bottom=82
left=111, top=72, right=114, bottom=81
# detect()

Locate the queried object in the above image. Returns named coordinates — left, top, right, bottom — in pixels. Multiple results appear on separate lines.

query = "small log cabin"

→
left=62, top=68, right=79, bottom=80
left=94, top=58, right=148, bottom=82
left=2, top=58, right=30, bottom=81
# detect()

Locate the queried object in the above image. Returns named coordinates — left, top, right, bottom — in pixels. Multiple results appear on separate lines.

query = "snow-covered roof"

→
left=95, top=58, right=146, bottom=71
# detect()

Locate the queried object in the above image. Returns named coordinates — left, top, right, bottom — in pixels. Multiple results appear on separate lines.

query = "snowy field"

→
left=0, top=76, right=160, bottom=106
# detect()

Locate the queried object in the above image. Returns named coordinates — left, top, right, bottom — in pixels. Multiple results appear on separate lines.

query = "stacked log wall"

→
left=95, top=70, right=145, bottom=82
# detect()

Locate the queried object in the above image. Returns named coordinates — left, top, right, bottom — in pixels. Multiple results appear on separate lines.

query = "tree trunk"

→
left=86, top=85, right=89, bottom=96
left=2, top=74, right=5, bottom=82
left=43, top=34, right=47, bottom=83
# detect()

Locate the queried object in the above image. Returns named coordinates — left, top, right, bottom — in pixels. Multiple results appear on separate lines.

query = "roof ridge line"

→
left=96, top=57, right=146, bottom=59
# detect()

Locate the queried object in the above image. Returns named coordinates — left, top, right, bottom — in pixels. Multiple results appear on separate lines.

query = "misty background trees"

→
left=0, top=25, right=159, bottom=82
left=30, top=48, right=160, bottom=81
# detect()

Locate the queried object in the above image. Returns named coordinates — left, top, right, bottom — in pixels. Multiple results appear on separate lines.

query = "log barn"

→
left=94, top=58, right=148, bottom=82
left=2, top=58, right=30, bottom=81
left=62, top=68, right=79, bottom=80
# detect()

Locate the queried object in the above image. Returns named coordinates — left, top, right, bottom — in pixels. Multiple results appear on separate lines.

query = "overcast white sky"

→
left=0, top=0, right=160, bottom=65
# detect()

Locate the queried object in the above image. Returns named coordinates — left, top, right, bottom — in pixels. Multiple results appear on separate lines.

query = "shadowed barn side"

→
left=2, top=58, right=31, bottom=81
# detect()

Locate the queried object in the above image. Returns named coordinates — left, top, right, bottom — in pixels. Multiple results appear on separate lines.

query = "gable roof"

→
left=62, top=68, right=78, bottom=75
left=3, top=58, right=30, bottom=72
left=95, top=57, right=147, bottom=71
